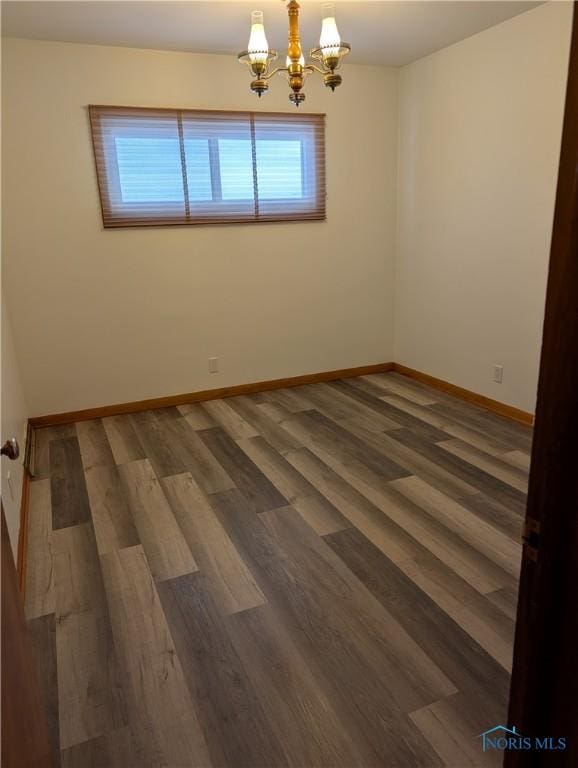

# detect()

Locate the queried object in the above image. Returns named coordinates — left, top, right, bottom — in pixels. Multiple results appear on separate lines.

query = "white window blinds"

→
left=89, top=106, right=326, bottom=227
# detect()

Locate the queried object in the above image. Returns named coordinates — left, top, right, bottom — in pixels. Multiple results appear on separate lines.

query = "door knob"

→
left=1, top=438, right=19, bottom=461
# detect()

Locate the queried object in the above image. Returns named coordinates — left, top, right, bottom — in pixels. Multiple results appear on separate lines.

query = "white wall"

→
left=1, top=39, right=398, bottom=416
left=395, top=2, right=573, bottom=414
left=1, top=293, right=29, bottom=556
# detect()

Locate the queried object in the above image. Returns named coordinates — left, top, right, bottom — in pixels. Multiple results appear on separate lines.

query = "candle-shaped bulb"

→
left=319, top=3, right=341, bottom=60
left=248, top=10, right=269, bottom=65
left=286, top=52, right=305, bottom=67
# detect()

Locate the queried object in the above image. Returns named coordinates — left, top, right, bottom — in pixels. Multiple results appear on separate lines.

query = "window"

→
left=89, top=106, right=326, bottom=227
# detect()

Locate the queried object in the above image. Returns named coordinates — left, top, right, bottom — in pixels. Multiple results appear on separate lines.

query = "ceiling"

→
left=1, top=1, right=542, bottom=67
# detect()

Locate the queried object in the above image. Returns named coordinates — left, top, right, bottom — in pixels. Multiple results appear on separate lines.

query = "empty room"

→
left=1, top=1, right=577, bottom=766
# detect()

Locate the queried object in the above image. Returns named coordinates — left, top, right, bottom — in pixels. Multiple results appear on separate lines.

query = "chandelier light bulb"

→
left=319, top=3, right=341, bottom=59
left=286, top=52, right=305, bottom=67
left=248, top=10, right=269, bottom=65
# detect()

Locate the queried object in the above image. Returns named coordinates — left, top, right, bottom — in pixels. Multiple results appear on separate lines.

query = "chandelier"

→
left=238, top=1, right=351, bottom=107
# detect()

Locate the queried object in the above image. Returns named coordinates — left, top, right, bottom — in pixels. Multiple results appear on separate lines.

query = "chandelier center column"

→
left=287, top=1, right=305, bottom=106
left=287, top=1, right=302, bottom=65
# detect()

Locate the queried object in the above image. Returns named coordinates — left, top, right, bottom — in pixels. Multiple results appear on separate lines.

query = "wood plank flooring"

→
left=25, top=372, right=529, bottom=767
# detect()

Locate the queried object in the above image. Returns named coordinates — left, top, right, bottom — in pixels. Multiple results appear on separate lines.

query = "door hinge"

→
left=522, top=517, right=541, bottom=562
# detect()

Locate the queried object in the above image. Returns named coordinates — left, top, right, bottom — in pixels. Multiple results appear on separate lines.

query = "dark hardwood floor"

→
left=25, top=372, right=529, bottom=767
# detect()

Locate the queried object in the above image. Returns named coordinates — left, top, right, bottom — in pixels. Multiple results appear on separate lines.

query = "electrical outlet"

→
left=493, top=364, right=504, bottom=384
left=208, top=357, right=219, bottom=374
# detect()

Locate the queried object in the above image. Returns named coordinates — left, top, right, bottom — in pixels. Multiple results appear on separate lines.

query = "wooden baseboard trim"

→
left=28, top=361, right=533, bottom=429
left=29, top=362, right=395, bottom=428
left=16, top=468, right=31, bottom=596
left=393, top=364, right=534, bottom=426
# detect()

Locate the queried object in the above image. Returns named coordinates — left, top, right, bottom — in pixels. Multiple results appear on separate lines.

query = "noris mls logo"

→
left=479, top=725, right=567, bottom=753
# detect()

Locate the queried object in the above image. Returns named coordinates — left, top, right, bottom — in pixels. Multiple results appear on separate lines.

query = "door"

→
left=506, top=3, right=578, bottom=765
left=1, top=440, right=52, bottom=767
